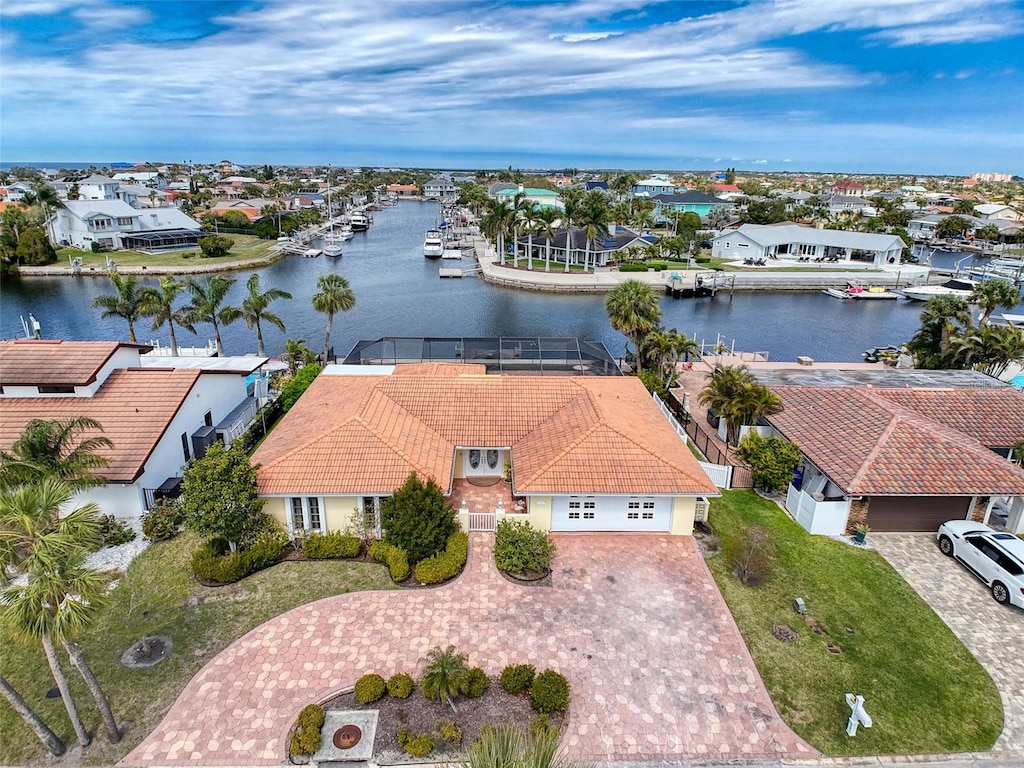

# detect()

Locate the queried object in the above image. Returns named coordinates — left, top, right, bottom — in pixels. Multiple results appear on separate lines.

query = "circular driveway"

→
left=121, top=534, right=812, bottom=765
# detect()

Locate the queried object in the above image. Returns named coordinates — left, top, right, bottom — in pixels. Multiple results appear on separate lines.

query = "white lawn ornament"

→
left=845, top=693, right=872, bottom=736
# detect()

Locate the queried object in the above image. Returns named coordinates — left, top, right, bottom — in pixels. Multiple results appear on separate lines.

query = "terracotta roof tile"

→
left=871, top=388, right=1024, bottom=448
left=254, top=370, right=717, bottom=497
left=767, top=386, right=1024, bottom=496
left=0, top=369, right=201, bottom=482
left=0, top=340, right=130, bottom=386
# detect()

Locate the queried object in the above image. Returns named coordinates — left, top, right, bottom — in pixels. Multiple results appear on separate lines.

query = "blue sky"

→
left=1, top=0, right=1022, bottom=174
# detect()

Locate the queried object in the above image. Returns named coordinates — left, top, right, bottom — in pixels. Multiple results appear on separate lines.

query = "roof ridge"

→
left=513, top=387, right=600, bottom=486
left=846, top=410, right=901, bottom=494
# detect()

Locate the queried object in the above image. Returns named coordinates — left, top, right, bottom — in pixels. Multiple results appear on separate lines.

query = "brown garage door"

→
left=867, top=496, right=971, bottom=532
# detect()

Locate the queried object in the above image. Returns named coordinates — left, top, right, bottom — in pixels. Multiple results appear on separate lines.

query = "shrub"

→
left=619, top=262, right=648, bottom=272
left=530, top=669, right=570, bottom=714
left=435, top=718, right=462, bottom=745
left=198, top=234, right=234, bottom=257
left=403, top=732, right=434, bottom=757
left=304, top=530, right=361, bottom=559
left=368, top=540, right=410, bottom=582
left=387, top=673, right=414, bottom=699
left=289, top=703, right=326, bottom=756
left=494, top=519, right=555, bottom=575
left=736, top=432, right=802, bottom=493
left=380, top=473, right=459, bottom=563
left=190, top=535, right=285, bottom=584
left=464, top=667, right=490, bottom=698
left=530, top=713, right=553, bottom=736
left=397, top=727, right=411, bottom=746
left=420, top=645, right=469, bottom=707
left=354, top=673, right=387, bottom=704
left=141, top=500, right=185, bottom=542
left=98, top=514, right=137, bottom=548
left=500, top=664, right=536, bottom=694
left=414, top=531, right=469, bottom=584
left=279, top=363, right=322, bottom=411
left=729, top=524, right=775, bottom=586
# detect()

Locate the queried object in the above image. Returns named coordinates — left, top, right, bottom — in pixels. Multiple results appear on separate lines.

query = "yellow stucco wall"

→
left=325, top=496, right=359, bottom=532
left=263, top=497, right=287, bottom=529
left=671, top=496, right=697, bottom=536
left=453, top=450, right=466, bottom=479
left=524, top=496, right=553, bottom=531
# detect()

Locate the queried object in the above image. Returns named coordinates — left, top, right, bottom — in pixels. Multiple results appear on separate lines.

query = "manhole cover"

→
left=333, top=724, right=362, bottom=750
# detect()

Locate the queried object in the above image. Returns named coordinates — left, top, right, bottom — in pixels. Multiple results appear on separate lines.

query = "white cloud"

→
left=1, top=0, right=78, bottom=17
left=753, top=159, right=768, bottom=164
left=71, top=3, right=152, bottom=30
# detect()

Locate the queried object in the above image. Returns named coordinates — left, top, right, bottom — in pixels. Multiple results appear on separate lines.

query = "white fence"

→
left=468, top=512, right=497, bottom=532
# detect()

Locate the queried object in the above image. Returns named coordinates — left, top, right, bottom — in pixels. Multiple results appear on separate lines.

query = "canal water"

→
left=0, top=201, right=999, bottom=362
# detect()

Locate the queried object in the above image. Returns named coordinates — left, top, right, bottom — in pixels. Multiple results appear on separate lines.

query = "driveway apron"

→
left=121, top=534, right=812, bottom=765
left=873, top=533, right=1024, bottom=754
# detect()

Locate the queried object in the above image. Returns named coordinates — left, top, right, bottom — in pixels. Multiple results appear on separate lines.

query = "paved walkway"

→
left=872, top=534, right=1024, bottom=754
left=121, top=534, right=813, bottom=766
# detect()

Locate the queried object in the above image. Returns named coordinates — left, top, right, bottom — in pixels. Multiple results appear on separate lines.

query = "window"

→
left=583, top=500, right=596, bottom=509
left=642, top=512, right=654, bottom=520
left=643, top=501, right=655, bottom=509
left=117, top=217, right=133, bottom=226
left=290, top=497, right=324, bottom=533
left=37, top=385, right=74, bottom=394
left=181, top=432, right=191, bottom=462
left=627, top=512, right=639, bottom=519
left=568, top=500, right=581, bottom=509
left=291, top=498, right=304, bottom=531
left=204, top=411, right=213, bottom=427
left=583, top=511, right=595, bottom=519
left=628, top=501, right=640, bottom=509
left=92, top=217, right=111, bottom=230
left=568, top=511, right=580, bottom=520
left=308, top=498, right=321, bottom=530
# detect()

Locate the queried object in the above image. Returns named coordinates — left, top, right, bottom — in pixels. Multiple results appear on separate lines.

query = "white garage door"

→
left=551, top=496, right=671, bottom=532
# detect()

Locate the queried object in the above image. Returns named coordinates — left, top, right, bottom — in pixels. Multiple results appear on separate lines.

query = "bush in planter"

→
left=403, top=732, right=434, bottom=757
left=387, top=673, right=414, bottom=699
left=494, top=519, right=555, bottom=576
left=435, top=718, right=462, bottom=745
left=530, top=669, right=570, bottom=714
left=304, top=530, right=361, bottom=559
left=464, top=667, right=490, bottom=698
left=141, top=500, right=185, bottom=542
left=414, top=531, right=469, bottom=584
left=354, top=673, right=387, bottom=704
left=368, top=540, right=410, bottom=582
left=290, top=703, right=326, bottom=756
left=500, top=663, right=536, bottom=694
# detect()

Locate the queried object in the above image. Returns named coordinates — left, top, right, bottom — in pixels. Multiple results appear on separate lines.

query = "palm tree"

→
left=185, top=275, right=240, bottom=356
left=140, top=276, right=194, bottom=356
left=240, top=273, right=292, bottom=356
left=560, top=187, right=584, bottom=272
left=605, top=280, right=662, bottom=371
left=419, top=645, right=468, bottom=712
left=642, top=329, right=699, bottom=389
left=0, top=417, right=112, bottom=490
left=311, top=273, right=356, bottom=362
left=0, top=674, right=66, bottom=756
left=29, top=183, right=64, bottom=245
left=480, top=200, right=514, bottom=266
left=944, top=324, right=1024, bottom=378
left=536, top=206, right=559, bottom=272
left=969, top=279, right=1021, bottom=325
left=698, top=364, right=782, bottom=446
left=518, top=202, right=541, bottom=269
left=281, top=338, right=317, bottom=375
left=91, top=272, right=147, bottom=343
left=579, top=190, right=611, bottom=272
left=907, top=295, right=973, bottom=368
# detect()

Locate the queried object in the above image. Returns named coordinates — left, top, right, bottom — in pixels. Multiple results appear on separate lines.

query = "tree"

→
left=419, top=645, right=469, bottom=712
left=311, top=273, right=355, bottom=362
left=578, top=189, right=611, bottom=272
left=15, top=228, right=57, bottom=265
left=185, top=275, right=240, bottom=356
left=91, top=272, right=147, bottom=343
left=906, top=295, right=973, bottom=369
left=952, top=198, right=978, bottom=216
left=280, top=338, right=318, bottom=375
left=198, top=235, right=235, bottom=257
left=28, top=183, right=64, bottom=245
left=605, top=280, right=662, bottom=371
left=182, top=441, right=265, bottom=552
left=480, top=199, right=514, bottom=266
left=0, top=673, right=66, bottom=756
left=535, top=206, right=559, bottom=272
left=944, top=324, right=1024, bottom=378
left=969, top=279, right=1020, bottom=325
left=641, top=328, right=698, bottom=390
left=279, top=363, right=322, bottom=410
left=379, top=473, right=458, bottom=563
left=934, top=215, right=972, bottom=240
left=737, top=432, right=802, bottom=492
left=140, top=276, right=194, bottom=356
left=698, top=364, right=783, bottom=446
left=559, top=186, right=584, bottom=272
left=240, top=273, right=292, bottom=356
left=0, top=417, right=112, bottom=490
left=518, top=202, right=541, bottom=269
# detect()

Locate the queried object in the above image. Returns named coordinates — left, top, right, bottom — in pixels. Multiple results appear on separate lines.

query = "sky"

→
left=1, top=0, right=1023, bottom=175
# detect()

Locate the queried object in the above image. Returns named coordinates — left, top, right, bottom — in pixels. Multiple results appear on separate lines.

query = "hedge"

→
left=618, top=263, right=649, bottom=272
left=289, top=704, right=326, bottom=756
left=368, top=540, right=411, bottom=582
left=304, top=531, right=361, bottom=559
left=191, top=536, right=285, bottom=584
left=530, top=669, right=570, bottom=714
left=413, top=531, right=469, bottom=584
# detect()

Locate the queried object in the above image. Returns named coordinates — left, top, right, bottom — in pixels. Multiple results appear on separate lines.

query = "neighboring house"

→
left=2, top=181, right=35, bottom=202
left=901, top=185, right=927, bottom=195
left=749, top=368, right=1024, bottom=535
left=0, top=340, right=266, bottom=518
left=825, top=180, right=868, bottom=197
left=710, top=223, right=905, bottom=266
left=515, top=225, right=654, bottom=267
left=493, top=185, right=563, bottom=209
left=585, top=180, right=610, bottom=193
left=206, top=199, right=278, bottom=221
left=423, top=177, right=457, bottom=200
left=386, top=184, right=419, bottom=197
left=111, top=172, right=167, bottom=190
left=52, top=199, right=202, bottom=251
left=117, top=184, right=169, bottom=208
left=53, top=174, right=119, bottom=201
left=974, top=204, right=1021, bottom=222
left=651, top=192, right=731, bottom=221
left=252, top=363, right=719, bottom=538
left=906, top=214, right=1020, bottom=242
left=821, top=193, right=867, bottom=216
left=631, top=175, right=678, bottom=198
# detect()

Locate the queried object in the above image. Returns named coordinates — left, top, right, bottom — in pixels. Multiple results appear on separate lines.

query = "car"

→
left=937, top=520, right=1024, bottom=608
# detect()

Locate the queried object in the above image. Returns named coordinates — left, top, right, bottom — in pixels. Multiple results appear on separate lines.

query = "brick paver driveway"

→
left=873, top=534, right=1024, bottom=755
left=122, top=534, right=812, bottom=766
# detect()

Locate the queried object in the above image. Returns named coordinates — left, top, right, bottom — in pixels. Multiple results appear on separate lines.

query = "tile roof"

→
left=0, top=340, right=142, bottom=387
left=254, top=371, right=717, bottom=497
left=766, top=386, right=1024, bottom=496
left=0, top=369, right=201, bottom=482
left=870, top=388, right=1024, bottom=448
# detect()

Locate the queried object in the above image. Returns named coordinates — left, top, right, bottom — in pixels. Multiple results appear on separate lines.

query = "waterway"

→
left=0, top=201, right=1012, bottom=362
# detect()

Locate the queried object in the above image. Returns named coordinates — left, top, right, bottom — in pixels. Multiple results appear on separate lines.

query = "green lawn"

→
left=54, top=234, right=279, bottom=270
left=705, top=490, right=1002, bottom=756
left=0, top=533, right=397, bottom=766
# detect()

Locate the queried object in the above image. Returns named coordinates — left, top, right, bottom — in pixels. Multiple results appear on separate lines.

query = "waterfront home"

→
left=651, top=191, right=731, bottom=222
left=514, top=224, right=654, bottom=267
left=111, top=171, right=167, bottom=189
left=710, top=223, right=905, bottom=266
left=51, top=199, right=202, bottom=251
left=252, top=363, right=718, bottom=538
left=631, top=175, right=678, bottom=198
left=207, top=198, right=278, bottom=221
left=52, top=174, right=120, bottom=201
left=0, top=341, right=266, bottom=519
left=493, top=185, right=562, bottom=209
left=423, top=177, right=457, bottom=200
left=117, top=184, right=170, bottom=208
left=1, top=181, right=36, bottom=202
left=908, top=214, right=1021, bottom=243
left=386, top=183, right=419, bottom=197
left=749, top=368, right=1024, bottom=536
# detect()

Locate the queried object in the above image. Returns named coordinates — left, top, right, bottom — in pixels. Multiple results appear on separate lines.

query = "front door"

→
left=464, top=448, right=503, bottom=478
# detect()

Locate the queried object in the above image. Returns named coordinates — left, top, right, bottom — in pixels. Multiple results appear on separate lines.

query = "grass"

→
left=705, top=490, right=1002, bottom=757
left=53, top=234, right=279, bottom=270
left=0, top=533, right=397, bottom=766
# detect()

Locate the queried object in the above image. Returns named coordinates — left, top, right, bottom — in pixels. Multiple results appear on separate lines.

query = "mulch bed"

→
left=326, top=686, right=563, bottom=763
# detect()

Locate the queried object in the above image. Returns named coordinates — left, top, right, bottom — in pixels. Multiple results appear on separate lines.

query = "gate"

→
left=468, top=512, right=497, bottom=532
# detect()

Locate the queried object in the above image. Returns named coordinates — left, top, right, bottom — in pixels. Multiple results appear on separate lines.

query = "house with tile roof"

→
left=252, top=364, right=718, bottom=538
left=0, top=340, right=265, bottom=519
left=749, top=369, right=1024, bottom=535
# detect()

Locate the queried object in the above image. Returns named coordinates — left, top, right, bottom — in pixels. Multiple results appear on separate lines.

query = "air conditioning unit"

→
left=694, top=498, right=710, bottom=522
left=191, top=425, right=218, bottom=460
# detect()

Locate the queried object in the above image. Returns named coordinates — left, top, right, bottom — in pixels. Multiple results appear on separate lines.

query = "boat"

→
left=322, top=180, right=343, bottom=258
left=823, top=283, right=899, bottom=300
left=899, top=278, right=977, bottom=301
left=348, top=210, right=371, bottom=232
left=423, top=229, right=444, bottom=258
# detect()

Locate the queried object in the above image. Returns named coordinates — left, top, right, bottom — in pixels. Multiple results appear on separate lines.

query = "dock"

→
left=439, top=268, right=464, bottom=278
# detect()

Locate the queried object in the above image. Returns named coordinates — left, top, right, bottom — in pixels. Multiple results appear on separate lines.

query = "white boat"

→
left=322, top=181, right=343, bottom=258
left=423, top=229, right=444, bottom=258
left=337, top=223, right=354, bottom=241
left=823, top=283, right=899, bottom=300
left=348, top=210, right=371, bottom=231
left=900, top=278, right=977, bottom=301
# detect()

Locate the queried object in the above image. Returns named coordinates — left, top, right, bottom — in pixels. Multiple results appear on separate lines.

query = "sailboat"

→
left=322, top=170, right=343, bottom=258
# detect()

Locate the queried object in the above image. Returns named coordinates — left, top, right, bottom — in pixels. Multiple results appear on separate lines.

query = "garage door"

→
left=867, top=496, right=971, bottom=532
left=551, top=496, right=671, bottom=532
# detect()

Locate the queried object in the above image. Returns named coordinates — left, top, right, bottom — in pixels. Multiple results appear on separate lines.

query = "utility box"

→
left=191, top=425, right=218, bottom=460
left=694, top=498, right=710, bottom=522
left=797, top=356, right=815, bottom=366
